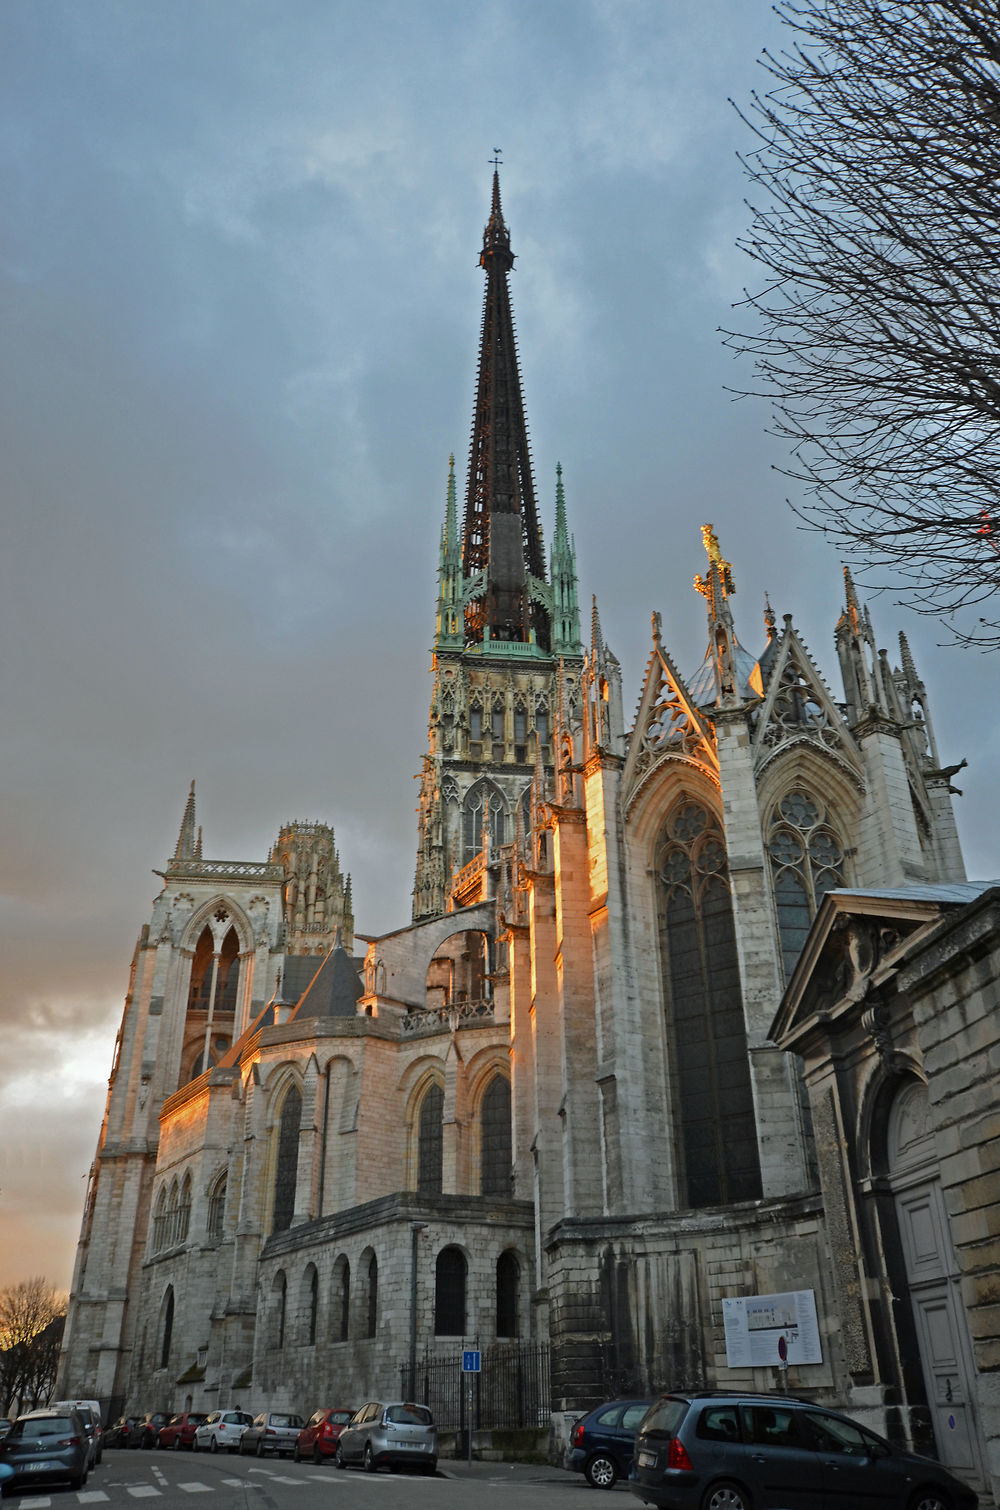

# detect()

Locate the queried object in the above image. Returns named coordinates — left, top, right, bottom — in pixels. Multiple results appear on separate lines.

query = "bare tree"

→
left=0, top=1278, right=67, bottom=1416
left=728, top=0, right=1000, bottom=646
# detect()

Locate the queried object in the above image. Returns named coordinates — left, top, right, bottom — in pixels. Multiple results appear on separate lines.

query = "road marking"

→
left=79, top=1494, right=110, bottom=1503
left=15, top=1499, right=50, bottom=1508
left=126, top=1486, right=161, bottom=1497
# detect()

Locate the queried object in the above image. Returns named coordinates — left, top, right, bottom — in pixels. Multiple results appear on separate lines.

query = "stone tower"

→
left=413, top=171, right=583, bottom=920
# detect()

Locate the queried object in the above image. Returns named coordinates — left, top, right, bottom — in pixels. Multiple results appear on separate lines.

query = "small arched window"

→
left=480, top=1075, right=512, bottom=1197
left=272, top=1271, right=287, bottom=1349
left=417, top=1082, right=444, bottom=1196
left=496, top=1251, right=519, bottom=1338
left=435, top=1246, right=467, bottom=1336
left=152, top=1188, right=167, bottom=1253
left=305, top=1266, right=318, bottom=1346
left=366, top=1255, right=378, bottom=1338
left=177, top=1174, right=192, bottom=1243
left=332, top=1257, right=350, bottom=1342
left=272, top=1084, right=302, bottom=1233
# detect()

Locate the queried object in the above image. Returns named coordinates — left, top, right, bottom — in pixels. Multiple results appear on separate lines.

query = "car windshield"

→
left=384, top=1405, right=432, bottom=1425
left=12, top=1418, right=75, bottom=1439
left=638, top=1399, right=687, bottom=1436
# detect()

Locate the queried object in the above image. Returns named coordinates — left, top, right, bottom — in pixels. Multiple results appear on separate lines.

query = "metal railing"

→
left=398, top=1342, right=550, bottom=1430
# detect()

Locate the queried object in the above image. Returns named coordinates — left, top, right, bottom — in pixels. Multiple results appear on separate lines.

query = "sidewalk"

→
left=437, top=1457, right=572, bottom=1484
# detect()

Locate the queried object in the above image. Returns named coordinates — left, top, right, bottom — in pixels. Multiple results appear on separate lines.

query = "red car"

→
left=156, top=1413, right=207, bottom=1450
left=293, top=1409, right=356, bottom=1463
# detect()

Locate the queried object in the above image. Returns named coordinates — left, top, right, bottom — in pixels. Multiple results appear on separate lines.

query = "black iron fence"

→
left=398, top=1342, right=550, bottom=1431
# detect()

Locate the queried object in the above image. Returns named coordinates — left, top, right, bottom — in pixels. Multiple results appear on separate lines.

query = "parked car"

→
left=294, top=1408, right=356, bottom=1463
left=105, top=1416, right=139, bottom=1449
left=629, top=1391, right=979, bottom=1510
left=0, top=1422, right=10, bottom=1439
left=156, top=1412, right=208, bottom=1450
left=130, top=1412, right=170, bottom=1449
left=193, top=1410, right=253, bottom=1454
left=0, top=1409, right=90, bottom=1492
left=240, top=1412, right=306, bottom=1459
left=50, top=1401, right=102, bottom=1467
left=568, top=1397, right=655, bottom=1488
left=335, top=1401, right=436, bottom=1475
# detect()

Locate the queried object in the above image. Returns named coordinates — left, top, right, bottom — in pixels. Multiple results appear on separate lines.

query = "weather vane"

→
left=490, top=148, right=503, bottom=170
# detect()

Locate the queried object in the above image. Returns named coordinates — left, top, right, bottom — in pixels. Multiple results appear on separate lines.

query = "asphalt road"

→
left=1, top=1448, right=629, bottom=1510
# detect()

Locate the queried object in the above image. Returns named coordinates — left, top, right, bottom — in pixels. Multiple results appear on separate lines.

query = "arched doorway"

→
left=886, top=1080, right=982, bottom=1483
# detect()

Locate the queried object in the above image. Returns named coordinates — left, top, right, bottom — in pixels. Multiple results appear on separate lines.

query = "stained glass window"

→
left=417, top=1083, right=444, bottom=1195
left=272, top=1086, right=302, bottom=1233
left=480, top=1076, right=512, bottom=1196
left=767, top=790, right=845, bottom=981
left=656, top=799, right=762, bottom=1208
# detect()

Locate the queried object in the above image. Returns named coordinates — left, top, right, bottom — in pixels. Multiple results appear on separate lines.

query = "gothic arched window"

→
left=417, top=1082, right=444, bottom=1196
left=271, top=1085, right=302, bottom=1233
left=304, top=1265, right=318, bottom=1345
left=480, top=1075, right=512, bottom=1197
left=656, top=798, right=762, bottom=1208
left=496, top=1251, right=519, bottom=1338
left=207, top=1173, right=227, bottom=1242
left=366, top=1255, right=378, bottom=1338
left=272, top=1271, right=287, bottom=1349
left=767, top=790, right=846, bottom=981
left=332, top=1256, right=350, bottom=1342
left=177, top=1173, right=192, bottom=1243
left=160, top=1287, right=174, bottom=1369
left=435, top=1246, right=467, bottom=1336
left=152, top=1188, right=167, bottom=1253
left=463, top=781, right=506, bottom=862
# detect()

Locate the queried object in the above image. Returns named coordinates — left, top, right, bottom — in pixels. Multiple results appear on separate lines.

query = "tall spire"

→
left=462, top=167, right=549, bottom=649
left=172, top=780, right=197, bottom=862
left=549, top=463, right=582, bottom=655
left=435, top=455, right=463, bottom=648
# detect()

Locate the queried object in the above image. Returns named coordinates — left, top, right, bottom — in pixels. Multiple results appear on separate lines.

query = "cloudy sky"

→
left=2, top=0, right=997, bottom=1294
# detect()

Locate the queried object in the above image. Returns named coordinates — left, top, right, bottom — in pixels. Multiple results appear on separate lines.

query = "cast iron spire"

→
left=462, top=168, right=549, bottom=649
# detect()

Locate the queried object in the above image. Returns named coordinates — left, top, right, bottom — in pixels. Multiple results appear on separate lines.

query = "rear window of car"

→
left=269, top=1416, right=298, bottom=1428
left=329, top=1411, right=353, bottom=1425
left=621, top=1403, right=652, bottom=1431
left=15, top=1418, right=75, bottom=1439
left=189, top=1415, right=207, bottom=1426
left=696, top=1406, right=741, bottom=1442
left=385, top=1405, right=432, bottom=1425
left=594, top=1405, right=623, bottom=1426
left=638, top=1399, right=687, bottom=1437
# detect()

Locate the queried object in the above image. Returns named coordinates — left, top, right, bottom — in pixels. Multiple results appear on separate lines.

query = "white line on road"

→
left=126, top=1486, right=161, bottom=1497
left=177, top=1485, right=213, bottom=1493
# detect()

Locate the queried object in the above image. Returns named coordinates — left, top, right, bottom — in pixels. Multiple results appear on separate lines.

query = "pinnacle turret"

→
left=549, top=463, right=582, bottom=655
left=172, top=781, right=198, bottom=862
left=435, top=455, right=463, bottom=648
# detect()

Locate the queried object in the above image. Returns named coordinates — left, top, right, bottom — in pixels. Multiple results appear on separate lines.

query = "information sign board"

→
left=721, top=1289, right=822, bottom=1368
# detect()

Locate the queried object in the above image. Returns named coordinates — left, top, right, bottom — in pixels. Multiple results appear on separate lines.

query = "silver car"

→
left=239, top=1412, right=305, bottom=1459
left=335, top=1401, right=436, bottom=1475
left=192, top=1410, right=252, bottom=1454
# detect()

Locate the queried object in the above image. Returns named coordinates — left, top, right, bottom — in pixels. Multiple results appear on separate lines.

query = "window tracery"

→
left=767, top=790, right=846, bottom=981
left=480, top=1075, right=512, bottom=1197
left=656, top=799, right=762, bottom=1208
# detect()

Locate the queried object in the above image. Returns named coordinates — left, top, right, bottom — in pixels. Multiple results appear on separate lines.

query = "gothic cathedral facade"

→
left=59, top=175, right=1000, bottom=1498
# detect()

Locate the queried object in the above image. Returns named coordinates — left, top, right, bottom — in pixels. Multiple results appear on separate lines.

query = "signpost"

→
left=461, top=1350, right=481, bottom=1466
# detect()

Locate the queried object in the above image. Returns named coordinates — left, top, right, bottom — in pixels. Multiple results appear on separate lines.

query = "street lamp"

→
left=409, top=1222, right=428, bottom=1400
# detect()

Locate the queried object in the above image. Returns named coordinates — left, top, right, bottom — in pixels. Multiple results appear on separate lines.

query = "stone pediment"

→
left=771, top=890, right=954, bottom=1053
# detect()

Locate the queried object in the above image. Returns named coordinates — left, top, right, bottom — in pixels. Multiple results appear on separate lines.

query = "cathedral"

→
left=58, top=174, right=1000, bottom=1501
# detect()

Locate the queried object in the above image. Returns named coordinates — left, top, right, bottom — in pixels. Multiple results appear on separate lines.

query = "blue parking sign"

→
left=462, top=1349, right=481, bottom=1373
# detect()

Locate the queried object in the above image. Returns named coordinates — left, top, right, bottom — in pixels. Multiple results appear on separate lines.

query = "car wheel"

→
left=335, top=1445, right=346, bottom=1470
left=312, top=1443, right=322, bottom=1466
left=702, top=1483, right=752, bottom=1510
left=173, top=1437, right=181, bottom=1451
left=209, top=1435, right=218, bottom=1454
left=363, top=1443, right=376, bottom=1474
left=585, top=1452, right=618, bottom=1489
left=256, top=1439, right=264, bottom=1457
left=909, top=1492, right=952, bottom=1510
left=69, top=1472, right=85, bottom=1491
left=192, top=1439, right=199, bottom=1453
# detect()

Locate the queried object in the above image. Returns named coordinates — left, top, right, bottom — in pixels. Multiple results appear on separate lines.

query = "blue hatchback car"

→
left=569, top=1398, right=656, bottom=1488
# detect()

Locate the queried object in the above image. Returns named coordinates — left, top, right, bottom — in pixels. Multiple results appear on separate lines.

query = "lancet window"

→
left=417, top=1082, right=444, bottom=1196
left=332, top=1257, right=350, bottom=1342
left=480, top=1075, right=512, bottom=1197
left=767, top=790, right=846, bottom=981
left=496, top=1251, right=519, bottom=1338
left=207, top=1173, right=227, bottom=1241
left=655, top=798, right=762, bottom=1208
left=463, top=781, right=506, bottom=862
left=271, top=1084, right=302, bottom=1234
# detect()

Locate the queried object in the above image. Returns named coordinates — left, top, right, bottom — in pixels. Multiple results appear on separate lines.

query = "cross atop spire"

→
left=462, top=166, right=548, bottom=648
